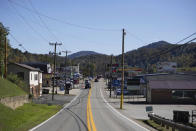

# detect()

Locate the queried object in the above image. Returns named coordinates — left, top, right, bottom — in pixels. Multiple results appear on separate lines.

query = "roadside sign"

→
left=146, top=106, right=153, bottom=112
left=127, top=85, right=140, bottom=91
left=118, top=67, right=142, bottom=71
left=127, top=78, right=140, bottom=85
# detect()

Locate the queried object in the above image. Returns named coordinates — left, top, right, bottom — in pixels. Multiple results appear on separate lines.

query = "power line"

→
left=126, top=31, right=147, bottom=45
left=18, top=0, right=48, bottom=31
left=9, top=33, right=28, bottom=51
left=138, top=32, right=196, bottom=64
left=150, top=37, right=196, bottom=61
left=8, top=0, right=120, bottom=32
left=9, top=33, right=22, bottom=45
left=175, top=32, right=196, bottom=44
left=7, top=0, right=49, bottom=43
left=19, top=44, right=27, bottom=52
left=7, top=0, right=116, bottom=54
left=28, top=0, right=60, bottom=41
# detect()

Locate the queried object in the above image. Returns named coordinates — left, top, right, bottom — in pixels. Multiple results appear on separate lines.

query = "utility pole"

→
left=120, top=28, right=126, bottom=109
left=88, top=56, right=90, bottom=77
left=4, top=37, right=7, bottom=78
left=62, top=50, right=71, bottom=94
left=110, top=54, right=113, bottom=98
left=49, top=42, right=62, bottom=100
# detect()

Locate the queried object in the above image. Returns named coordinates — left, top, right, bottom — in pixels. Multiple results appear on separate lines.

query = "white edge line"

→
left=29, top=90, right=81, bottom=131
left=99, top=87, right=150, bottom=131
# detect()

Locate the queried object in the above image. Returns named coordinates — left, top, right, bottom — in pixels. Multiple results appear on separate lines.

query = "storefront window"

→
left=172, top=90, right=196, bottom=99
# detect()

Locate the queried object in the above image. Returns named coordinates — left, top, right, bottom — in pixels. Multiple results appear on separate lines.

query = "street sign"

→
left=146, top=106, right=153, bottom=112
left=127, top=85, right=140, bottom=91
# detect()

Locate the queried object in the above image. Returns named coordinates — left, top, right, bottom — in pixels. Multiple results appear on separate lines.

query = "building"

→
left=58, top=65, right=80, bottom=78
left=157, top=62, right=177, bottom=73
left=144, top=73, right=196, bottom=104
left=8, top=63, right=42, bottom=98
left=68, top=65, right=80, bottom=75
left=24, top=62, right=52, bottom=87
left=110, top=66, right=143, bottom=94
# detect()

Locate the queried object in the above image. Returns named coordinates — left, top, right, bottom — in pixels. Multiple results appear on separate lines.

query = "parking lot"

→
left=103, top=84, right=196, bottom=122
left=34, top=83, right=82, bottom=105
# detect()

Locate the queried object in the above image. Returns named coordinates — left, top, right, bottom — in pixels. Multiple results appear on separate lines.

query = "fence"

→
left=148, top=113, right=196, bottom=131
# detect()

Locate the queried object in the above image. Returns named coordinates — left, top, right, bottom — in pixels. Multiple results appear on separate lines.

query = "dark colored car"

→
left=85, top=80, right=89, bottom=84
left=94, top=78, right=98, bottom=82
left=85, top=82, right=91, bottom=89
left=42, top=89, right=49, bottom=94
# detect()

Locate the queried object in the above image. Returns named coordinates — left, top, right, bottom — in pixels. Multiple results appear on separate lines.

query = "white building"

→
left=8, top=63, right=42, bottom=98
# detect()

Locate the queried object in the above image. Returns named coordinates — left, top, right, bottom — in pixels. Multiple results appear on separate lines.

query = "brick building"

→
left=145, top=73, right=196, bottom=104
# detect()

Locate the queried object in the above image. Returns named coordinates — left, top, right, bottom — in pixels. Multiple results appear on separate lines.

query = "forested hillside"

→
left=122, top=41, right=196, bottom=68
left=1, top=21, right=196, bottom=77
left=5, top=41, right=196, bottom=75
left=73, top=41, right=196, bottom=74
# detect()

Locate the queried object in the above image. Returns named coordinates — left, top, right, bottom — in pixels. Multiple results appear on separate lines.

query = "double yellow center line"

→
left=87, top=87, right=97, bottom=131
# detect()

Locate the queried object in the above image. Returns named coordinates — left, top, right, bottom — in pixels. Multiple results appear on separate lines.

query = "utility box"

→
left=173, top=110, right=189, bottom=123
left=64, top=83, right=71, bottom=94
left=42, top=89, right=49, bottom=94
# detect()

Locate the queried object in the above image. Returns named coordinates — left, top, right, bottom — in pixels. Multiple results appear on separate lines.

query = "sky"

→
left=0, top=0, right=196, bottom=56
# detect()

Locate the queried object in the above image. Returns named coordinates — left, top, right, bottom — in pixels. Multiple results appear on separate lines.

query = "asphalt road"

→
left=91, top=80, right=149, bottom=131
left=31, top=79, right=149, bottom=131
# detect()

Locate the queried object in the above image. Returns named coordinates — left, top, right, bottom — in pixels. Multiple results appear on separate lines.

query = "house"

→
left=8, top=63, right=42, bottom=98
left=23, top=62, right=52, bottom=87
left=144, top=73, right=196, bottom=104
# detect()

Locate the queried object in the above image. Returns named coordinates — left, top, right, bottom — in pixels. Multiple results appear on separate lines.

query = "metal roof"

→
left=23, top=62, right=50, bottom=73
left=149, top=80, right=196, bottom=90
left=10, top=63, right=42, bottom=72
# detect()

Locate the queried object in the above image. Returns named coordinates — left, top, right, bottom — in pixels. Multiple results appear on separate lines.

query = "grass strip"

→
left=142, top=120, right=179, bottom=131
left=0, top=103, right=62, bottom=131
left=0, top=78, right=26, bottom=98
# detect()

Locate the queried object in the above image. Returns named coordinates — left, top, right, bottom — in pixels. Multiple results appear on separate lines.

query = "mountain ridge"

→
left=68, top=51, right=101, bottom=59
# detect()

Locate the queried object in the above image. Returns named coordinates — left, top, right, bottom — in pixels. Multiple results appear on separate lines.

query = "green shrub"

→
left=7, top=73, right=29, bottom=93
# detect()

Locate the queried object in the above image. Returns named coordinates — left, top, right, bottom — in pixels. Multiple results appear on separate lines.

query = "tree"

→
left=0, top=22, right=9, bottom=78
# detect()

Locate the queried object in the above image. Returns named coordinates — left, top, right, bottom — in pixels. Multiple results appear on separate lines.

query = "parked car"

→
left=85, top=80, right=89, bottom=84
left=115, top=88, right=128, bottom=95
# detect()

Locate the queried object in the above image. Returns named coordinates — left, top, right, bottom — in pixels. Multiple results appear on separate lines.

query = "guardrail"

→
left=192, top=110, right=196, bottom=123
left=148, top=113, right=196, bottom=131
